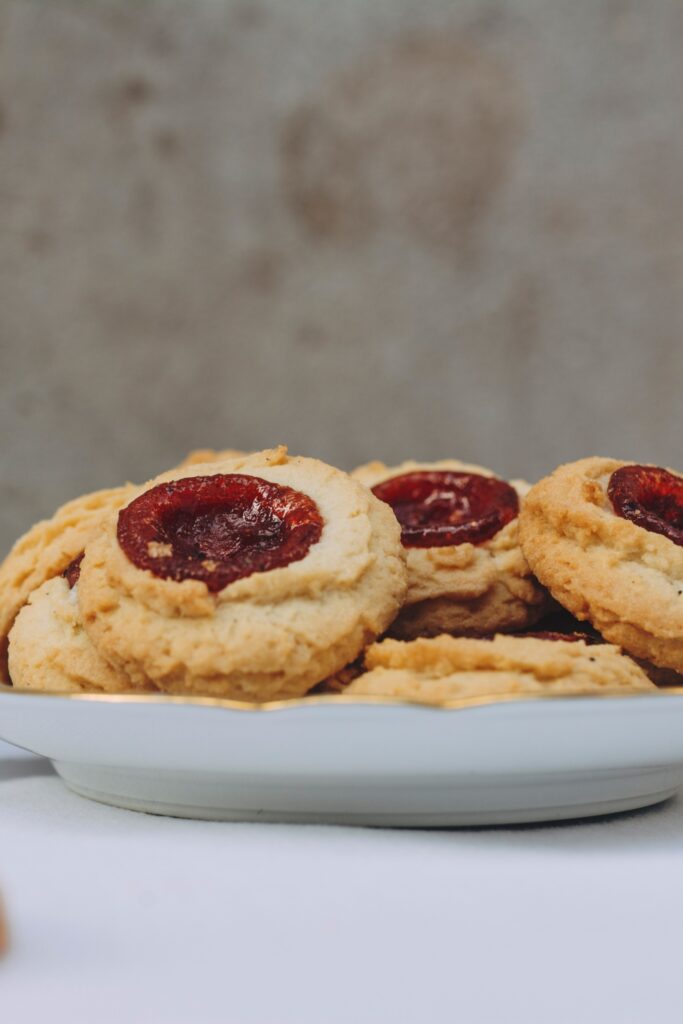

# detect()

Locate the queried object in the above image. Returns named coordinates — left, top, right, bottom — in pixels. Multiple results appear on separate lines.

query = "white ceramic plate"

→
left=2, top=685, right=683, bottom=826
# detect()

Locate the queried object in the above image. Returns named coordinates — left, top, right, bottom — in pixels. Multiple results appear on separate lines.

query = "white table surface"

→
left=2, top=737, right=682, bottom=1024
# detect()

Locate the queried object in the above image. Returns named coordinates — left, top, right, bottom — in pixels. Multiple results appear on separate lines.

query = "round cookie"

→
left=519, top=457, right=683, bottom=674
left=344, top=633, right=655, bottom=703
left=78, top=447, right=408, bottom=701
left=352, top=459, right=549, bottom=640
left=0, top=484, right=135, bottom=683
left=8, top=573, right=134, bottom=694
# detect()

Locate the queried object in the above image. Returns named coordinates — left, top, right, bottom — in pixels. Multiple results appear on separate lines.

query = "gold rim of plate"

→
left=1, top=682, right=683, bottom=713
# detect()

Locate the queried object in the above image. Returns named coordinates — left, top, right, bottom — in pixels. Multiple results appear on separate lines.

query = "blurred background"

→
left=1, top=0, right=682, bottom=553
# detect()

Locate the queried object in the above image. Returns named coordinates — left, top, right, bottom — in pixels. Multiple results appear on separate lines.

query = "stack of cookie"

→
left=2, top=448, right=680, bottom=704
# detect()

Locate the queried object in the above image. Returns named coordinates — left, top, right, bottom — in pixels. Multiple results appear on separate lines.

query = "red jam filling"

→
left=371, top=470, right=519, bottom=548
left=117, top=474, right=323, bottom=591
left=62, top=553, right=84, bottom=589
left=608, top=465, right=683, bottom=547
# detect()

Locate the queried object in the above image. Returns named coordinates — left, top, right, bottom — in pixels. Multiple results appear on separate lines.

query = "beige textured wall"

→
left=1, top=0, right=683, bottom=553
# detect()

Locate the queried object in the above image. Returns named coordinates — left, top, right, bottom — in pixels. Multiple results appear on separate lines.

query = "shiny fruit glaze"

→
left=608, top=464, right=683, bottom=547
left=371, top=470, right=518, bottom=548
left=117, top=474, right=323, bottom=591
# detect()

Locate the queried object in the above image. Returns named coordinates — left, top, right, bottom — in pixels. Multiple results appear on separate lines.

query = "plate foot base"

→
left=54, top=763, right=681, bottom=826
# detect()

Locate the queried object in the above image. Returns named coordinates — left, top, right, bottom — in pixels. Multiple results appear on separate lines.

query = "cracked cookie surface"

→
left=352, top=459, right=549, bottom=639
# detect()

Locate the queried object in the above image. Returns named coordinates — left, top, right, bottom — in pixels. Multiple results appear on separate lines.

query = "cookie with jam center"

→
left=0, top=450, right=235, bottom=685
left=77, top=447, right=407, bottom=701
left=343, top=633, right=655, bottom=703
left=352, top=459, right=550, bottom=640
left=519, top=456, right=683, bottom=673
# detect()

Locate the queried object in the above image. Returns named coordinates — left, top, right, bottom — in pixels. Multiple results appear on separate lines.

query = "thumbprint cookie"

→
left=519, top=457, right=683, bottom=674
left=352, top=459, right=549, bottom=639
left=77, top=447, right=407, bottom=701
